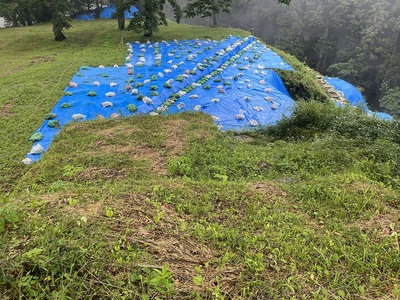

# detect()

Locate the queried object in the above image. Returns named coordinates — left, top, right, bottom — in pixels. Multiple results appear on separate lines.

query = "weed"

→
left=0, top=201, right=19, bottom=233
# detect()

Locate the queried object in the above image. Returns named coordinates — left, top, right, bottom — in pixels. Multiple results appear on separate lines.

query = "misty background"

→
left=169, top=0, right=400, bottom=115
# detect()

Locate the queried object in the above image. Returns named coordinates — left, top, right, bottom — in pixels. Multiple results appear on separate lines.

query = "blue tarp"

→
left=24, top=35, right=295, bottom=163
left=325, top=77, right=392, bottom=121
left=76, top=4, right=138, bottom=20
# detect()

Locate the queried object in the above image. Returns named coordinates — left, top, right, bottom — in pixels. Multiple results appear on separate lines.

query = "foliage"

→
left=379, top=87, right=400, bottom=117
left=0, top=0, right=72, bottom=40
left=184, top=0, right=291, bottom=27
left=184, top=0, right=232, bottom=27
left=0, top=201, right=19, bottom=233
left=0, top=0, right=51, bottom=26
left=50, top=0, right=72, bottom=41
left=263, top=100, right=399, bottom=141
left=214, top=0, right=400, bottom=111
left=271, top=47, right=330, bottom=103
left=127, top=0, right=182, bottom=36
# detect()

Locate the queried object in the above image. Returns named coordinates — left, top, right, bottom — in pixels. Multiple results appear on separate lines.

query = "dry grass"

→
left=0, top=103, right=13, bottom=118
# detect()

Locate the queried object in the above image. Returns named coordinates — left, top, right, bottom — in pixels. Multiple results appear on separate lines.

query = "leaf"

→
left=4, top=212, right=18, bottom=223
left=106, top=208, right=114, bottom=218
left=68, top=198, right=77, bottom=207
left=2, top=204, right=19, bottom=223
left=60, top=102, right=72, bottom=108
left=127, top=104, right=138, bottom=113
left=44, top=113, right=57, bottom=120
left=28, top=132, right=44, bottom=142
left=140, top=294, right=149, bottom=300
left=193, top=274, right=203, bottom=286
left=130, top=273, right=141, bottom=283
left=338, top=290, right=346, bottom=297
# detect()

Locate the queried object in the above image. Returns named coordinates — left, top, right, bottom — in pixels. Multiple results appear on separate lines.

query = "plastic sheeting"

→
left=24, top=35, right=295, bottom=163
left=325, top=77, right=392, bottom=121
left=76, top=4, right=138, bottom=20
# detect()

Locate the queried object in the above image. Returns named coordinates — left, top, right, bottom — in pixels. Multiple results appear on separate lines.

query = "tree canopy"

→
left=126, top=0, right=182, bottom=36
left=184, top=0, right=291, bottom=26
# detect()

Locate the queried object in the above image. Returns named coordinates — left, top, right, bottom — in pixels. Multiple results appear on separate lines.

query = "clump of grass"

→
left=271, top=47, right=330, bottom=103
left=262, top=100, right=399, bottom=142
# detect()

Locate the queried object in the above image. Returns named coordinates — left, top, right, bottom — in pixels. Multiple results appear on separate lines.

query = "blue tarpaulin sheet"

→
left=76, top=4, right=138, bottom=20
left=25, top=35, right=295, bottom=163
left=325, top=77, right=392, bottom=121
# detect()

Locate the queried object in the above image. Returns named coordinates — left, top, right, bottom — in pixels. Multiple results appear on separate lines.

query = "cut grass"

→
left=1, top=20, right=400, bottom=299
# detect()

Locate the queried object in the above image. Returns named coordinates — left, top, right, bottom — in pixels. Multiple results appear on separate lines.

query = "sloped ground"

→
left=1, top=21, right=400, bottom=299
left=3, top=110, right=400, bottom=299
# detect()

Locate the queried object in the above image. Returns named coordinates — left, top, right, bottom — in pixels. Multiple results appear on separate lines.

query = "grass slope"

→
left=1, top=20, right=400, bottom=299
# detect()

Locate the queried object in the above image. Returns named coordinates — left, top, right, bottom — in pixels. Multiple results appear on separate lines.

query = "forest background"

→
left=179, top=0, right=400, bottom=115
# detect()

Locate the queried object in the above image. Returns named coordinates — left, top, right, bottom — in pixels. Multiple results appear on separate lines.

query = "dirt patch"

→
left=78, top=167, right=130, bottom=181
left=30, top=55, right=55, bottom=64
left=64, top=200, right=102, bottom=221
left=162, top=119, right=188, bottom=156
left=108, top=193, right=242, bottom=297
left=96, top=125, right=138, bottom=139
left=248, top=182, right=287, bottom=200
left=0, top=103, right=13, bottom=118
left=32, top=192, right=102, bottom=221
left=356, top=208, right=400, bottom=238
left=96, top=119, right=190, bottom=175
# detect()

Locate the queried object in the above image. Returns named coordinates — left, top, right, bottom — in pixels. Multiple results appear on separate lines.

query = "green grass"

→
left=1, top=20, right=400, bottom=299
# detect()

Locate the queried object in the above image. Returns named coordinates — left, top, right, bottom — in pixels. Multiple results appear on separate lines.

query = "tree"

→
left=49, top=0, right=71, bottom=41
left=184, top=0, right=291, bottom=27
left=115, top=0, right=135, bottom=30
left=0, top=0, right=52, bottom=26
left=212, top=0, right=398, bottom=112
left=380, top=87, right=400, bottom=117
left=115, top=0, right=125, bottom=29
left=0, top=0, right=71, bottom=40
left=127, top=0, right=182, bottom=36
left=185, top=0, right=231, bottom=27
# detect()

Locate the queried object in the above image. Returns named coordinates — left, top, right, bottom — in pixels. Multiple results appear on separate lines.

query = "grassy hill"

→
left=1, top=20, right=400, bottom=299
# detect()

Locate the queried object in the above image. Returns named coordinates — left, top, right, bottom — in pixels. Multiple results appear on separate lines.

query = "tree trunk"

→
left=116, top=0, right=125, bottom=30
left=95, top=0, right=101, bottom=19
left=117, top=16, right=125, bottom=29
left=54, top=29, right=66, bottom=41
left=316, top=49, right=324, bottom=72
left=11, top=16, right=18, bottom=27
left=212, top=11, right=217, bottom=27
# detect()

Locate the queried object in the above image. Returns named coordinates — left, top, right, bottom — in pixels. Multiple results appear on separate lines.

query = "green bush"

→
left=270, top=46, right=329, bottom=103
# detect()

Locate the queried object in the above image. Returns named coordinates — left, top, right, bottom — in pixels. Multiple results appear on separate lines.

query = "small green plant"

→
left=62, top=164, right=84, bottom=179
left=105, top=207, right=114, bottom=218
left=0, top=202, right=19, bottom=233
left=153, top=210, right=163, bottom=224
left=193, top=266, right=203, bottom=286
left=130, top=265, right=175, bottom=298
left=68, top=197, right=77, bottom=207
